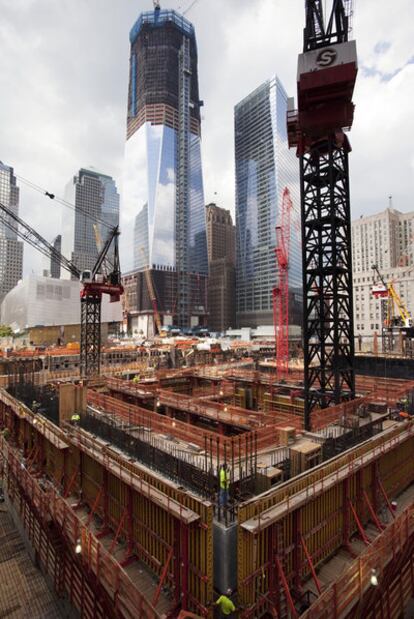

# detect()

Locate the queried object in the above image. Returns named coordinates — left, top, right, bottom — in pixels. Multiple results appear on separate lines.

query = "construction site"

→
left=1, top=1, right=414, bottom=619
left=1, top=346, right=414, bottom=619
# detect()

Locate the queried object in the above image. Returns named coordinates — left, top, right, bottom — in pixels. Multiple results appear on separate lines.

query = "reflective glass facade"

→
left=122, top=8, right=208, bottom=326
left=235, top=77, right=302, bottom=328
left=62, top=169, right=120, bottom=278
left=0, top=162, right=23, bottom=303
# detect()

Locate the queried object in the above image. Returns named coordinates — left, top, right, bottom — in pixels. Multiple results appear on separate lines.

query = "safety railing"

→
left=302, top=503, right=414, bottom=618
left=2, top=437, right=161, bottom=619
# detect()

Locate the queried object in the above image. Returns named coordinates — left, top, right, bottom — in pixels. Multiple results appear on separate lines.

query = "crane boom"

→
left=140, top=248, right=163, bottom=336
left=0, top=198, right=123, bottom=377
left=273, top=188, right=293, bottom=378
left=372, top=264, right=412, bottom=329
left=0, top=199, right=80, bottom=279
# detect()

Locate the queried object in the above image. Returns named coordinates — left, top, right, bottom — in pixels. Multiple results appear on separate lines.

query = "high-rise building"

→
left=234, top=77, right=302, bottom=329
left=206, top=203, right=236, bottom=332
left=0, top=162, right=23, bottom=303
left=62, top=169, right=120, bottom=278
left=122, top=7, right=208, bottom=332
left=352, top=207, right=414, bottom=336
left=50, top=234, right=62, bottom=279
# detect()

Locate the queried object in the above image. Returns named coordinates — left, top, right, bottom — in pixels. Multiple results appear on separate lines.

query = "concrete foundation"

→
left=213, top=520, right=237, bottom=594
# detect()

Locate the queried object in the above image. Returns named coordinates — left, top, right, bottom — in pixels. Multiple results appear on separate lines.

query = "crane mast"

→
left=288, top=0, right=358, bottom=429
left=140, top=248, right=163, bottom=336
left=273, top=188, right=293, bottom=379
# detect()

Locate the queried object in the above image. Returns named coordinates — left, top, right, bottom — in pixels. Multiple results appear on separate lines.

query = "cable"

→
left=17, top=174, right=114, bottom=231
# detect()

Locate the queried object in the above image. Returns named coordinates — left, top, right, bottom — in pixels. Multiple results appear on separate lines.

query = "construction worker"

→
left=401, top=396, right=409, bottom=412
left=215, top=589, right=236, bottom=617
left=219, top=463, right=229, bottom=508
left=70, top=413, right=81, bottom=426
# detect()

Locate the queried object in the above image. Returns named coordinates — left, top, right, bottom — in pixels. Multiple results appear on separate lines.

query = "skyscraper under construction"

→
left=122, top=6, right=208, bottom=334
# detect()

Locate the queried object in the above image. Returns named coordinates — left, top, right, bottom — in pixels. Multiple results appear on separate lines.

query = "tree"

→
left=0, top=325, right=13, bottom=338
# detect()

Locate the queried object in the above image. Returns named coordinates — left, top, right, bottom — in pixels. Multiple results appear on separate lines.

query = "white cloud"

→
left=0, top=0, right=412, bottom=277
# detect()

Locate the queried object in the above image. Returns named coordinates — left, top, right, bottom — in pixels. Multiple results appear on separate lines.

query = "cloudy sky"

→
left=1, top=0, right=413, bottom=275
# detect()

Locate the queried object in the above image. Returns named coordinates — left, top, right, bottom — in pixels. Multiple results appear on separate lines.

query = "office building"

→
left=234, top=77, right=301, bottom=328
left=50, top=234, right=62, bottom=279
left=62, top=168, right=119, bottom=278
left=123, top=7, right=208, bottom=332
left=0, top=162, right=23, bottom=303
left=352, top=207, right=414, bottom=335
left=206, top=203, right=236, bottom=332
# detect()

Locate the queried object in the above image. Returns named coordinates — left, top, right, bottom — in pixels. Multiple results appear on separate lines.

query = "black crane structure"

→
left=288, top=0, right=357, bottom=429
left=0, top=198, right=122, bottom=379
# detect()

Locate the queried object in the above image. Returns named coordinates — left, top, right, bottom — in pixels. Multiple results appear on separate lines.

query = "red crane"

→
left=0, top=198, right=123, bottom=377
left=273, top=187, right=293, bottom=379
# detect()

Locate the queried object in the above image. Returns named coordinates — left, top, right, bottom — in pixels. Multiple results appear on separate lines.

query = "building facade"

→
left=62, top=169, right=120, bottom=278
left=123, top=7, right=208, bottom=330
left=352, top=207, right=414, bottom=337
left=234, top=77, right=301, bottom=328
left=50, top=234, right=62, bottom=279
left=1, top=275, right=121, bottom=343
left=206, top=204, right=236, bottom=332
left=0, top=162, right=23, bottom=303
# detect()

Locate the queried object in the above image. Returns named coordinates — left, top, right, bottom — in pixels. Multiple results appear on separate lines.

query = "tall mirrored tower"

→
left=0, top=162, right=23, bottom=303
left=235, top=76, right=302, bottom=329
left=123, top=7, right=208, bottom=330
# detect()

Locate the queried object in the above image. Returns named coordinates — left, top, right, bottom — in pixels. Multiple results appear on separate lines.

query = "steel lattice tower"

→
left=80, top=296, right=101, bottom=378
left=288, top=0, right=357, bottom=429
left=301, top=136, right=355, bottom=426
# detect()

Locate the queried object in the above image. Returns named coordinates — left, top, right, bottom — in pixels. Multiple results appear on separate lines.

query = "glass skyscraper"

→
left=0, top=162, right=23, bottom=303
left=62, top=168, right=120, bottom=278
left=235, top=76, right=302, bottom=328
left=122, top=7, right=208, bottom=330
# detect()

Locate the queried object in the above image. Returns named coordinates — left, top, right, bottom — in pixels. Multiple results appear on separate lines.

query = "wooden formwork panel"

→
left=22, top=419, right=213, bottom=617
left=65, top=445, right=213, bottom=616
left=237, top=423, right=414, bottom=616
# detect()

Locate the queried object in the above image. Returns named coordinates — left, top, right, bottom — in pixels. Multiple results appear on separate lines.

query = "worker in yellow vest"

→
left=215, top=589, right=236, bottom=617
left=219, top=463, right=229, bottom=507
left=71, top=413, right=81, bottom=426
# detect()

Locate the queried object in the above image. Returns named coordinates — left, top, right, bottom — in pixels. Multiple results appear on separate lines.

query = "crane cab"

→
left=81, top=269, right=92, bottom=283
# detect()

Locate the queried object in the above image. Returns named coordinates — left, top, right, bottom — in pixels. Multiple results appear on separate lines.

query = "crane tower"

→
left=273, top=187, right=293, bottom=379
left=287, top=0, right=357, bottom=429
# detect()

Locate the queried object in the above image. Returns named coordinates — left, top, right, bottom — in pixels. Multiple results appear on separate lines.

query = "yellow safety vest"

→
left=220, top=468, right=229, bottom=490
left=71, top=414, right=80, bottom=422
left=216, top=595, right=235, bottom=615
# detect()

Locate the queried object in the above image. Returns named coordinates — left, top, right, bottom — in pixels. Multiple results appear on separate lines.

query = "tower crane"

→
left=273, top=187, right=293, bottom=379
left=0, top=199, right=123, bottom=378
left=287, top=0, right=357, bottom=429
left=372, top=264, right=413, bottom=330
left=140, top=248, right=164, bottom=336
